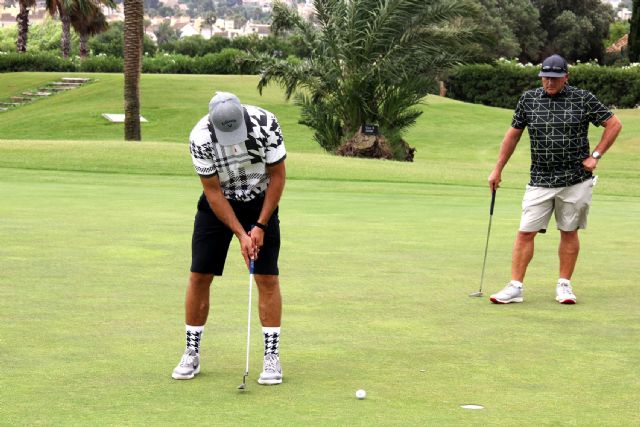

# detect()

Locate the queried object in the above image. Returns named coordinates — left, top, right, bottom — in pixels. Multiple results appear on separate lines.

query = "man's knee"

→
left=190, top=272, right=214, bottom=288
left=517, top=231, right=537, bottom=241
left=256, top=275, right=280, bottom=296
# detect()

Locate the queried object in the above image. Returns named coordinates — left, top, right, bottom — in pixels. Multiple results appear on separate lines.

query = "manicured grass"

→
left=1, top=73, right=639, bottom=425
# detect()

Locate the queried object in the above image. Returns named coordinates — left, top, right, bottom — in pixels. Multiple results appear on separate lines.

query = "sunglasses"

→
left=541, top=65, right=567, bottom=72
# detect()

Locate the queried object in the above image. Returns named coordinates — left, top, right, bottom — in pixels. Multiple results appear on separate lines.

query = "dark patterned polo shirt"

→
left=189, top=105, right=286, bottom=201
left=511, top=85, right=613, bottom=188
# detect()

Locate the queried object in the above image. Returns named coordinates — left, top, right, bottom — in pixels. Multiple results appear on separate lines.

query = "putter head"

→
left=238, top=373, right=248, bottom=390
left=469, top=291, right=483, bottom=297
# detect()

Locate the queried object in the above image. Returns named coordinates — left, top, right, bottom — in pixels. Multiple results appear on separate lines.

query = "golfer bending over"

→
left=488, top=54, right=622, bottom=304
left=172, top=91, right=286, bottom=384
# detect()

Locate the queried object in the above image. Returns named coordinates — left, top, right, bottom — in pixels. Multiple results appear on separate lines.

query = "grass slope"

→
left=1, top=73, right=639, bottom=426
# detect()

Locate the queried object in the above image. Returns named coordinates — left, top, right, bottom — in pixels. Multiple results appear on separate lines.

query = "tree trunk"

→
left=124, top=0, right=144, bottom=141
left=79, top=33, right=89, bottom=59
left=630, top=0, right=640, bottom=62
left=16, top=3, right=29, bottom=52
left=60, top=13, right=71, bottom=59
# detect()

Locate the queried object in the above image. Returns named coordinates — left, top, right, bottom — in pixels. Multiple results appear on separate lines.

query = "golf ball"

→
left=355, top=389, right=366, bottom=399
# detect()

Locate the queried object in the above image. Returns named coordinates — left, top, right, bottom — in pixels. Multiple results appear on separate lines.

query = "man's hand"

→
left=582, top=156, right=598, bottom=173
left=239, top=233, right=257, bottom=267
left=488, top=169, right=502, bottom=193
left=249, top=227, right=265, bottom=251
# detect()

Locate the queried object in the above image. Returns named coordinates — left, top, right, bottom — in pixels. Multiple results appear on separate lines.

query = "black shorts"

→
left=191, top=193, right=280, bottom=276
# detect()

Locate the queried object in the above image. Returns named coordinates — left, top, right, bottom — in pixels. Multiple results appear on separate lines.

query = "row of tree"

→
left=16, top=0, right=116, bottom=58
left=118, top=0, right=640, bottom=148
left=473, top=0, right=616, bottom=63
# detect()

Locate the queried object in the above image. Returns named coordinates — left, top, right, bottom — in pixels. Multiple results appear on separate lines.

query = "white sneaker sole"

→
left=257, top=377, right=282, bottom=385
left=172, top=365, right=200, bottom=380
left=490, top=296, right=523, bottom=304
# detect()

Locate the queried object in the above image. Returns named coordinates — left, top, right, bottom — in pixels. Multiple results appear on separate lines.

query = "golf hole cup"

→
left=355, top=389, right=366, bottom=400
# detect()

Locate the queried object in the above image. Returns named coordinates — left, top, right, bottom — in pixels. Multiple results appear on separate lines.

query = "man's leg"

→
left=255, top=275, right=283, bottom=385
left=490, top=230, right=537, bottom=304
left=559, top=230, right=580, bottom=279
left=555, top=230, right=579, bottom=304
left=186, top=272, right=214, bottom=326
left=255, top=275, right=281, bottom=327
left=512, top=231, right=537, bottom=282
left=172, top=273, right=213, bottom=380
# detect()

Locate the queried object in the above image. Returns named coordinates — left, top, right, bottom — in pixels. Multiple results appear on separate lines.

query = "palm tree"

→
left=124, top=0, right=144, bottom=141
left=69, top=0, right=116, bottom=58
left=256, top=0, right=478, bottom=161
left=630, top=0, right=640, bottom=62
left=45, top=0, right=72, bottom=58
left=16, top=0, right=37, bottom=52
left=203, top=11, right=217, bottom=38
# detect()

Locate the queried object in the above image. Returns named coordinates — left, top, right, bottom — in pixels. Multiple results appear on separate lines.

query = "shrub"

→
left=142, top=54, right=196, bottom=74
left=0, top=52, right=76, bottom=72
left=446, top=60, right=640, bottom=109
left=78, top=55, right=123, bottom=72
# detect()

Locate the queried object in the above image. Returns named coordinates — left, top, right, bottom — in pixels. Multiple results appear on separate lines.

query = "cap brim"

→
left=213, top=122, right=248, bottom=146
left=538, top=71, right=567, bottom=78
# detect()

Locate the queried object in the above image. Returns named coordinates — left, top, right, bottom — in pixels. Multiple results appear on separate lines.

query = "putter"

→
left=470, top=189, right=496, bottom=297
left=238, top=258, right=255, bottom=390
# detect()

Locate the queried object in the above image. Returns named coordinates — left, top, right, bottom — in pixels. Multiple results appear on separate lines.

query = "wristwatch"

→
left=591, top=151, right=602, bottom=160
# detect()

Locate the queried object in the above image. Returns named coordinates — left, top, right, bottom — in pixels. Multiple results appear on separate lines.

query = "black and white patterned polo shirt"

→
left=512, top=85, right=613, bottom=188
left=189, top=105, right=286, bottom=201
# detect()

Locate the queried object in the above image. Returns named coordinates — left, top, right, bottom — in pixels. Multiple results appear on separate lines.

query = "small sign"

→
left=362, top=123, right=379, bottom=135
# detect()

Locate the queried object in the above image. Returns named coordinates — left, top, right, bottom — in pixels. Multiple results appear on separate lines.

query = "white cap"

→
left=208, top=92, right=248, bottom=146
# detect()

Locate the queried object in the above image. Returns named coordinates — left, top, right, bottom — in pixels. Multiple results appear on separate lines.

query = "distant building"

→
left=242, top=20, right=270, bottom=39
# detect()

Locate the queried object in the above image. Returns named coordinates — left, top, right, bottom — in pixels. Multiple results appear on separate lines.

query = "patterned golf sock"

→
left=558, top=278, right=571, bottom=285
left=185, top=325, right=204, bottom=354
left=510, top=280, right=523, bottom=288
left=263, top=327, right=280, bottom=357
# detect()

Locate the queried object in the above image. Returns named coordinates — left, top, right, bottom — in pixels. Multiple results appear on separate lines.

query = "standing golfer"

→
left=488, top=54, right=622, bottom=304
left=172, top=91, right=286, bottom=384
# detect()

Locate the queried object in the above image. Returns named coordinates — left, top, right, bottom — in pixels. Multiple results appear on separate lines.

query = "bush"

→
left=0, top=50, right=256, bottom=75
left=446, top=60, right=640, bottom=109
left=195, top=49, right=256, bottom=74
left=78, top=55, right=123, bottom=72
left=142, top=54, right=196, bottom=74
left=0, top=51, right=76, bottom=72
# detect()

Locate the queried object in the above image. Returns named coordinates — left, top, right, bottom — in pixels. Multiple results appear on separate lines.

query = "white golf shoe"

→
left=172, top=348, right=200, bottom=380
left=258, top=354, right=282, bottom=385
left=490, top=282, right=524, bottom=304
left=556, top=282, right=577, bottom=304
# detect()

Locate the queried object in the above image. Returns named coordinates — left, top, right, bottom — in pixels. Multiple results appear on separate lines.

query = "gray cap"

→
left=208, top=92, right=248, bottom=146
left=538, top=54, right=568, bottom=77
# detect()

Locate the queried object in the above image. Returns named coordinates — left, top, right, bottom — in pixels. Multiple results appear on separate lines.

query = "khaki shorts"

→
left=519, top=179, right=594, bottom=233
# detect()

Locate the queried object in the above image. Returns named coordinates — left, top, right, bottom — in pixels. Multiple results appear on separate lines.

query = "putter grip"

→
left=490, top=189, right=496, bottom=215
left=249, top=258, right=255, bottom=274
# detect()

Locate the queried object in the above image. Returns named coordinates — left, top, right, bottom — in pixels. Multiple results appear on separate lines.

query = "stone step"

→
left=62, top=77, right=90, bottom=83
left=23, top=91, right=52, bottom=97
left=0, top=102, right=21, bottom=107
left=11, top=96, right=33, bottom=102
left=44, top=86, right=75, bottom=91
left=50, top=81, right=82, bottom=87
left=0, top=107, right=8, bottom=112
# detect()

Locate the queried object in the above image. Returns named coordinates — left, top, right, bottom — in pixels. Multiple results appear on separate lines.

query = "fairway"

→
left=1, top=73, right=639, bottom=426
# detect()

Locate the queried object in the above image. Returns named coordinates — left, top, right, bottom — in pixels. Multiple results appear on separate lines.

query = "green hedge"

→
left=0, top=50, right=259, bottom=74
left=0, top=52, right=76, bottom=72
left=446, top=61, right=640, bottom=109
